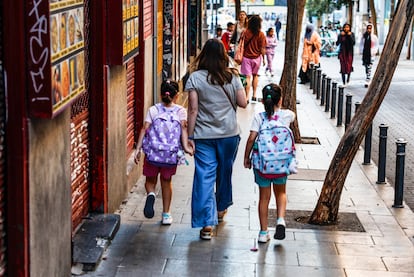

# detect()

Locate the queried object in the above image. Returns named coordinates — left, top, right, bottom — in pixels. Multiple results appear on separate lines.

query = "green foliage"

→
left=306, top=0, right=351, bottom=19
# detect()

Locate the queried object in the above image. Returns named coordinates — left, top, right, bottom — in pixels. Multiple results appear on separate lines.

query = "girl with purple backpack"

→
left=134, top=80, right=193, bottom=225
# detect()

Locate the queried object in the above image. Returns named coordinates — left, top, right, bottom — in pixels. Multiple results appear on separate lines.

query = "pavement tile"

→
left=293, top=231, right=374, bottom=245
left=345, top=270, right=414, bottom=277
left=256, top=264, right=346, bottom=277
left=298, top=253, right=386, bottom=271
left=336, top=243, right=414, bottom=257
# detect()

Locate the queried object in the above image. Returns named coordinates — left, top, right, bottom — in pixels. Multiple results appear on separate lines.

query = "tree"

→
left=309, top=0, right=414, bottom=224
left=234, top=0, right=240, bottom=19
left=369, top=0, right=378, bottom=36
left=279, top=0, right=306, bottom=143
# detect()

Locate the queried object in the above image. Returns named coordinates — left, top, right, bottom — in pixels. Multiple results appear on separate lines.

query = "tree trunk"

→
left=309, top=0, right=414, bottom=225
left=279, top=0, right=306, bottom=143
left=407, top=17, right=413, bottom=60
left=348, top=2, right=353, bottom=27
left=235, top=0, right=241, bottom=20
left=369, top=0, right=378, bottom=36
left=390, top=0, right=395, bottom=26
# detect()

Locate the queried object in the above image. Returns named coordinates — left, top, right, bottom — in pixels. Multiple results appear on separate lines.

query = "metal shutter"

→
left=126, top=60, right=136, bottom=154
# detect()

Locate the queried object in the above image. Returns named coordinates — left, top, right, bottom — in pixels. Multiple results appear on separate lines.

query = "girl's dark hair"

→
left=266, top=27, right=274, bottom=36
left=160, top=80, right=179, bottom=104
left=247, top=15, right=262, bottom=35
left=194, top=38, right=238, bottom=86
left=342, top=23, right=351, bottom=30
left=262, top=83, right=282, bottom=118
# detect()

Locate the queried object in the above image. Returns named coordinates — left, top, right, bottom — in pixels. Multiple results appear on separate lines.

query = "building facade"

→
left=1, top=0, right=204, bottom=276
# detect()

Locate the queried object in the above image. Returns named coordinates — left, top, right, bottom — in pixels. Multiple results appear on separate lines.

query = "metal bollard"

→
left=393, top=138, right=407, bottom=208
left=376, top=124, right=388, bottom=184
left=363, top=124, right=373, bottom=165
left=316, top=69, right=322, bottom=99
left=321, top=74, right=327, bottom=106
left=325, top=77, right=331, bottom=112
left=345, top=94, right=353, bottom=130
left=337, top=86, right=344, bottom=126
left=330, top=81, right=337, bottom=118
left=311, top=65, right=318, bottom=94
left=309, top=63, right=315, bottom=90
left=355, top=102, right=361, bottom=112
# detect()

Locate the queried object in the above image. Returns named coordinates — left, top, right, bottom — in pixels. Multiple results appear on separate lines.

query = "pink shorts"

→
left=240, top=56, right=262, bottom=76
left=143, top=158, right=177, bottom=179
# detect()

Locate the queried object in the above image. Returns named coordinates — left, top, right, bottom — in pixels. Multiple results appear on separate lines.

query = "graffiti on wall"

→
left=162, top=0, right=173, bottom=80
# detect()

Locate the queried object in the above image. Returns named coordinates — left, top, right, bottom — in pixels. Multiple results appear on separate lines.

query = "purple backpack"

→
left=142, top=103, right=183, bottom=166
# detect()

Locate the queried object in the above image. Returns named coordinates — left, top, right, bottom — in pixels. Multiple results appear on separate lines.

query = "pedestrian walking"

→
left=265, top=27, right=278, bottom=77
left=299, top=24, right=321, bottom=84
left=336, top=23, right=355, bottom=86
left=274, top=17, right=282, bottom=40
left=243, top=83, right=296, bottom=243
left=359, top=23, right=379, bottom=87
left=134, top=80, right=194, bottom=225
left=240, top=15, right=267, bottom=102
left=185, top=39, right=248, bottom=240
left=221, top=22, right=235, bottom=57
left=230, top=10, right=248, bottom=53
left=215, top=27, right=223, bottom=39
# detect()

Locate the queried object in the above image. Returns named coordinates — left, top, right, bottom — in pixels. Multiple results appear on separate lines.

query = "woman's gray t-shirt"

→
left=185, top=70, right=243, bottom=139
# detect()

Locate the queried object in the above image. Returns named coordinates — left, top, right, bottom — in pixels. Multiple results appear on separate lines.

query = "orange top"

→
left=242, top=29, right=267, bottom=59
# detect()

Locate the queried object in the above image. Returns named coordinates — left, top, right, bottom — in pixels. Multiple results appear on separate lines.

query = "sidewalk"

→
left=80, top=43, right=414, bottom=275
left=79, top=76, right=414, bottom=276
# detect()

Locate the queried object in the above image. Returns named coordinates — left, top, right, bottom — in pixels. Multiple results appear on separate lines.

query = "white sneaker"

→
left=258, top=230, right=270, bottom=243
left=162, top=213, right=173, bottom=225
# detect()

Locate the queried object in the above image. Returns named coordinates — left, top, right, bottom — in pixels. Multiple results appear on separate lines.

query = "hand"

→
left=243, top=157, right=252, bottom=169
left=341, top=31, right=345, bottom=36
left=188, top=140, right=195, bottom=154
left=134, top=149, right=142, bottom=164
left=184, top=144, right=194, bottom=156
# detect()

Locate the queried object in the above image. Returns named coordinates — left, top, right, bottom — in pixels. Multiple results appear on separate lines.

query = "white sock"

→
left=147, top=192, right=156, bottom=197
left=277, top=217, right=286, bottom=226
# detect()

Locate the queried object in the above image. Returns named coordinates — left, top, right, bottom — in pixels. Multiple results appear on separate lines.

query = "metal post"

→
left=321, top=73, right=326, bottom=106
left=345, top=94, right=353, bottom=130
left=363, top=124, right=373, bottom=165
left=311, top=65, right=317, bottom=94
left=393, top=138, right=407, bottom=208
left=316, top=69, right=322, bottom=99
left=330, top=81, right=337, bottom=118
left=355, top=102, right=361, bottom=112
left=337, top=86, right=344, bottom=126
left=325, top=77, right=331, bottom=112
left=376, top=124, right=388, bottom=184
left=309, top=62, right=314, bottom=90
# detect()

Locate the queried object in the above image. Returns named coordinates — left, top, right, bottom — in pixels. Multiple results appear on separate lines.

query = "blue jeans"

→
left=191, top=135, right=240, bottom=228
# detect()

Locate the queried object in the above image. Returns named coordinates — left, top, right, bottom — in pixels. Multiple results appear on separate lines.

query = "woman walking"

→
left=240, top=15, right=267, bottom=102
left=185, top=39, right=247, bottom=240
left=299, top=24, right=321, bottom=84
left=230, top=10, right=248, bottom=51
left=336, top=23, right=355, bottom=86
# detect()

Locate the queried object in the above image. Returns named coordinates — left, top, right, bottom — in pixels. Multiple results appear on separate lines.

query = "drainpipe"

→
left=153, top=0, right=158, bottom=104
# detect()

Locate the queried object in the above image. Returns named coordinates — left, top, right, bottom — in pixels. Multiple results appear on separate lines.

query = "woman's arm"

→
left=236, top=87, right=247, bottom=108
left=187, top=89, right=198, bottom=148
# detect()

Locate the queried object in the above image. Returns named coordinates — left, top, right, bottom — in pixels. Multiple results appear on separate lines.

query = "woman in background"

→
left=299, top=24, right=321, bottom=84
left=336, top=23, right=355, bottom=86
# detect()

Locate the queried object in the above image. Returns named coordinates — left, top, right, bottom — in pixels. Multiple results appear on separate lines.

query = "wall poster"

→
left=26, top=0, right=85, bottom=118
left=50, top=0, right=85, bottom=112
left=122, top=0, right=139, bottom=62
